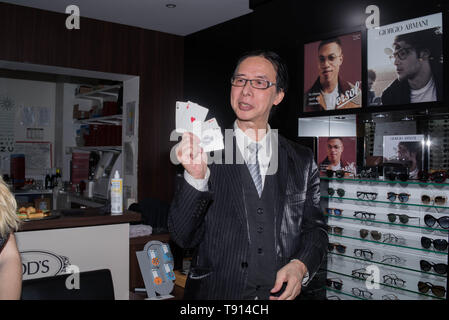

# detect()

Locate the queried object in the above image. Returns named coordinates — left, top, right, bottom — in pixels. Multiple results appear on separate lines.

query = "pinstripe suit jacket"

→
left=168, top=133, right=328, bottom=300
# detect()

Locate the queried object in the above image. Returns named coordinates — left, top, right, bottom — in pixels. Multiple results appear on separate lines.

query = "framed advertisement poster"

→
left=367, top=13, right=443, bottom=107
left=304, top=32, right=362, bottom=113
left=318, top=136, right=357, bottom=176
left=382, top=134, right=425, bottom=179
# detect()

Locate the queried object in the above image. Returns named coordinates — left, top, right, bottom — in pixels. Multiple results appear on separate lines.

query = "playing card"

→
left=199, top=127, right=224, bottom=152
left=176, top=101, right=209, bottom=133
left=175, top=101, right=187, bottom=132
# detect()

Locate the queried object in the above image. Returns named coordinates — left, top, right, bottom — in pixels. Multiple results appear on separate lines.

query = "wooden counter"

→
left=18, top=209, right=142, bottom=232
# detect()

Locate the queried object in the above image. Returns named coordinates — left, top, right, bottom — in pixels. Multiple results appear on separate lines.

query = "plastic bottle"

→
left=110, top=170, right=123, bottom=215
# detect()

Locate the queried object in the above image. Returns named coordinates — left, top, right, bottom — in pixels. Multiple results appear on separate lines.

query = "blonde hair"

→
left=0, top=176, right=20, bottom=238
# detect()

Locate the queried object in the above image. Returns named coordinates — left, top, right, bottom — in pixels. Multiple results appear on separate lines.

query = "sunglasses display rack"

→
left=428, top=119, right=449, bottom=171
left=321, top=176, right=448, bottom=300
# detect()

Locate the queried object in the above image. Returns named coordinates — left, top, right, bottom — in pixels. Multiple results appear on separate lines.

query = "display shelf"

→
left=322, top=195, right=449, bottom=210
left=326, top=269, right=446, bottom=300
left=75, top=85, right=121, bottom=101
left=320, top=176, right=449, bottom=187
left=69, top=146, right=122, bottom=152
left=328, top=232, right=448, bottom=256
left=328, top=252, right=447, bottom=279
left=325, top=214, right=449, bottom=233
left=74, top=114, right=123, bottom=126
left=325, top=287, right=366, bottom=300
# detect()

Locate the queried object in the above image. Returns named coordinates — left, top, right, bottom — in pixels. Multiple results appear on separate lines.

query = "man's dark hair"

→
left=234, top=50, right=289, bottom=93
left=368, top=69, right=376, bottom=81
left=393, top=27, right=443, bottom=67
left=318, top=37, right=342, bottom=52
left=327, top=137, right=344, bottom=143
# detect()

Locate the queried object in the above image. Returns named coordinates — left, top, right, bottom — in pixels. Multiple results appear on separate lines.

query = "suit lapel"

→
left=273, top=135, right=288, bottom=238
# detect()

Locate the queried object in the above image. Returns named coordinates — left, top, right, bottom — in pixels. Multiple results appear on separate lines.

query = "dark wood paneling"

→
left=0, top=2, right=183, bottom=202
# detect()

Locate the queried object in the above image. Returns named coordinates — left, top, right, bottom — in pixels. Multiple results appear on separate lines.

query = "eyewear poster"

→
left=318, top=136, right=357, bottom=175
left=382, top=135, right=424, bottom=179
left=367, top=13, right=443, bottom=106
left=304, top=32, right=362, bottom=112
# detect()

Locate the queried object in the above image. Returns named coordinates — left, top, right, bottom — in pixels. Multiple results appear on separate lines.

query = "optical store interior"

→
left=0, top=0, right=448, bottom=301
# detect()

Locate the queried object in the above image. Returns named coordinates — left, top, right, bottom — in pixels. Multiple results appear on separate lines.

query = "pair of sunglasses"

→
left=351, top=268, right=371, bottom=280
left=327, top=225, right=343, bottom=235
left=326, top=170, right=346, bottom=178
left=418, top=170, right=448, bottom=183
left=420, top=260, right=447, bottom=275
left=328, top=242, right=346, bottom=253
left=421, top=195, right=447, bottom=206
left=360, top=229, right=381, bottom=240
left=387, top=213, right=418, bottom=224
left=418, top=281, right=446, bottom=298
left=328, top=188, right=345, bottom=197
left=421, top=236, right=448, bottom=251
left=358, top=168, right=378, bottom=179
left=353, top=248, right=373, bottom=260
left=424, top=214, right=449, bottom=229
left=387, top=192, right=410, bottom=203
left=383, top=274, right=406, bottom=286
left=326, top=278, right=343, bottom=290
left=385, top=172, right=409, bottom=182
left=354, top=211, right=376, bottom=220
left=352, top=287, right=373, bottom=299
left=325, top=208, right=343, bottom=216
left=357, top=191, right=378, bottom=201
left=381, top=255, right=405, bottom=264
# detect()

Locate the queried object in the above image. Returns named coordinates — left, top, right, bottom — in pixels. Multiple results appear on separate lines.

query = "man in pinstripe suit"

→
left=169, top=50, right=328, bottom=300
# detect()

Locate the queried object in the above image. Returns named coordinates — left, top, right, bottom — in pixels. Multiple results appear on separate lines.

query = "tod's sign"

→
left=20, top=250, right=71, bottom=280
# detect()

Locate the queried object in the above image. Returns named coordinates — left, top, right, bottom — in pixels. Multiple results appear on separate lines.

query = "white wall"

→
left=0, top=77, right=56, bottom=177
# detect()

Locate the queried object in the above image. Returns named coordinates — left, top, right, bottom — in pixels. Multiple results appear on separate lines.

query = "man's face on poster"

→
left=318, top=42, right=343, bottom=84
left=327, top=138, right=344, bottom=164
left=392, top=41, right=422, bottom=82
left=397, top=143, right=414, bottom=162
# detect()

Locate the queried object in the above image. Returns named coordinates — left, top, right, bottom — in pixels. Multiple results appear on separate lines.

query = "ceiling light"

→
left=166, top=4, right=176, bottom=8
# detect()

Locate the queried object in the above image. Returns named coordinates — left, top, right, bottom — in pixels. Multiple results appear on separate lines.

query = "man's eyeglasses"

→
left=421, top=195, right=447, bottom=206
left=352, top=287, right=373, bottom=299
left=326, top=169, right=346, bottom=178
left=353, top=211, right=376, bottom=220
left=387, top=213, right=418, bottom=224
left=387, top=192, right=410, bottom=203
left=383, top=274, right=406, bottom=287
left=328, top=188, right=345, bottom=197
left=319, top=54, right=341, bottom=65
left=418, top=281, right=446, bottom=298
left=424, top=214, right=449, bottom=229
left=327, top=225, right=343, bottom=235
left=389, top=47, right=413, bottom=62
left=420, top=260, right=448, bottom=275
left=353, top=248, right=373, bottom=260
left=359, top=229, right=382, bottom=241
left=326, top=278, right=343, bottom=290
left=230, top=76, right=276, bottom=90
left=328, top=242, right=346, bottom=253
left=356, top=191, right=377, bottom=201
left=325, top=208, right=343, bottom=216
left=421, top=236, right=448, bottom=251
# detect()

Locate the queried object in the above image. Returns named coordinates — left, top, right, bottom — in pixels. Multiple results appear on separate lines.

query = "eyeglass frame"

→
left=381, top=254, right=405, bottom=264
left=387, top=213, right=418, bottom=224
left=327, top=225, right=343, bottom=235
left=389, top=46, right=414, bottom=62
left=356, top=191, right=378, bottom=201
left=351, top=268, right=372, bottom=280
left=328, top=188, right=345, bottom=197
left=230, top=76, right=276, bottom=90
left=383, top=274, right=406, bottom=286
left=424, top=214, right=449, bottom=229
left=351, top=287, right=373, bottom=299
left=325, top=208, right=343, bottom=216
left=354, top=211, right=376, bottom=220
left=420, top=236, right=448, bottom=251
left=353, top=248, right=374, bottom=260
left=387, top=192, right=410, bottom=203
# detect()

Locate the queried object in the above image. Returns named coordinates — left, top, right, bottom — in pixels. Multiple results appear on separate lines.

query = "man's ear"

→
left=419, top=49, right=431, bottom=61
left=273, top=90, right=285, bottom=106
